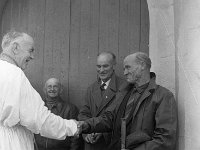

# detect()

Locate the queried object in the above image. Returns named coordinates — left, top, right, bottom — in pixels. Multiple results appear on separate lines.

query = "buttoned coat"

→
left=84, top=73, right=178, bottom=150
left=78, top=73, right=125, bottom=150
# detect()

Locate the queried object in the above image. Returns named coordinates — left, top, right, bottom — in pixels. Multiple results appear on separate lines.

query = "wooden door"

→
left=0, top=0, right=149, bottom=108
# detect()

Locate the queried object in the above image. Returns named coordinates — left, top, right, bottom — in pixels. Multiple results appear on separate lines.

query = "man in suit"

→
left=78, top=52, right=125, bottom=150
left=35, top=78, right=81, bottom=150
left=80, top=52, right=178, bottom=150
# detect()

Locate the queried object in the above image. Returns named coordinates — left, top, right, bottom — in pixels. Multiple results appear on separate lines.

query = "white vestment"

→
left=0, top=60, right=77, bottom=150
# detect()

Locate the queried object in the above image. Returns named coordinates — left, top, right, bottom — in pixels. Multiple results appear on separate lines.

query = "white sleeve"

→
left=18, top=71, right=77, bottom=139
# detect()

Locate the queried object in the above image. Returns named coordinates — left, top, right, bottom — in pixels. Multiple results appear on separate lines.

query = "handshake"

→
left=74, top=120, right=87, bottom=137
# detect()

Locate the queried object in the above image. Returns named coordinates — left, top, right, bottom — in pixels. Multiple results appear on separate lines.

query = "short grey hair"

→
left=135, top=52, right=151, bottom=69
left=97, top=51, right=116, bottom=65
left=1, top=31, right=29, bottom=50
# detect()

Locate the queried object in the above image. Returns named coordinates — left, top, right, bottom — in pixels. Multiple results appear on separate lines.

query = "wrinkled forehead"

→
left=97, top=54, right=113, bottom=64
left=124, top=55, right=137, bottom=65
left=19, top=34, right=34, bottom=46
left=45, top=78, right=60, bottom=86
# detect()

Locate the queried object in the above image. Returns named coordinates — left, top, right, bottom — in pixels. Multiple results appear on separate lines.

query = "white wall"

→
left=148, top=0, right=200, bottom=149
left=175, top=0, right=200, bottom=149
left=147, top=0, right=175, bottom=94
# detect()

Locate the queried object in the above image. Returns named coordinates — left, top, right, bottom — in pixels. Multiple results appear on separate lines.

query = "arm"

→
left=82, top=106, right=116, bottom=134
left=129, top=91, right=177, bottom=150
left=67, top=105, right=84, bottom=150
left=78, top=87, right=96, bottom=142
left=78, top=87, right=93, bottom=121
left=18, top=72, right=78, bottom=139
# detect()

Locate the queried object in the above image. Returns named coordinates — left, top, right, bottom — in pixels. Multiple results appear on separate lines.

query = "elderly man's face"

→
left=123, top=56, right=143, bottom=84
left=45, top=78, right=61, bottom=98
left=15, top=36, right=34, bottom=70
left=96, top=54, right=114, bottom=82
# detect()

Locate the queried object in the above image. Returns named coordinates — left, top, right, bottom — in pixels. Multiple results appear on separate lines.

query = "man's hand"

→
left=85, top=133, right=95, bottom=143
left=84, top=133, right=102, bottom=144
left=92, top=133, right=102, bottom=143
left=73, top=120, right=83, bottom=137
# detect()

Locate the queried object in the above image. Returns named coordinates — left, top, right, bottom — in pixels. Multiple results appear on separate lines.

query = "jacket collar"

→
left=125, top=72, right=157, bottom=124
left=119, top=72, right=157, bottom=93
left=45, top=96, right=63, bottom=109
left=96, top=72, right=118, bottom=92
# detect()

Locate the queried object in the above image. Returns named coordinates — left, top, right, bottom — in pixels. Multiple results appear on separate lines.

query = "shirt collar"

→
left=0, top=53, right=19, bottom=67
left=45, top=97, right=60, bottom=109
left=101, top=78, right=111, bottom=90
left=131, top=82, right=149, bottom=94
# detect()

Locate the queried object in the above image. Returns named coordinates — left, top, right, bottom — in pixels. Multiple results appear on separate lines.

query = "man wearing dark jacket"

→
left=80, top=52, right=178, bottom=150
left=35, top=78, right=81, bottom=150
left=78, top=52, right=125, bottom=150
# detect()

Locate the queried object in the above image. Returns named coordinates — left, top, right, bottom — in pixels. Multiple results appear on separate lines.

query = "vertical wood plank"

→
left=11, top=0, right=20, bottom=29
left=26, top=0, right=46, bottom=96
left=99, top=0, right=120, bottom=76
left=56, top=0, right=70, bottom=101
left=129, top=0, right=141, bottom=54
left=140, top=0, right=149, bottom=54
left=79, top=0, right=100, bottom=106
left=19, top=0, right=29, bottom=32
left=118, top=0, right=130, bottom=76
left=79, top=0, right=99, bottom=84
left=43, top=0, right=54, bottom=82
left=0, top=0, right=8, bottom=39
left=44, top=0, right=70, bottom=101
left=1, top=0, right=11, bottom=36
left=69, top=0, right=82, bottom=106
left=70, top=0, right=100, bottom=107
left=99, top=0, right=119, bottom=54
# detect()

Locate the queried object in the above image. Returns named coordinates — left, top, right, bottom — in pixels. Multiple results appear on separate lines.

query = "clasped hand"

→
left=84, top=133, right=102, bottom=144
left=73, top=121, right=102, bottom=144
left=73, top=120, right=85, bottom=137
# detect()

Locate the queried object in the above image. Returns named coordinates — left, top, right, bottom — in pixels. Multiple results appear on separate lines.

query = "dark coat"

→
left=78, top=73, right=125, bottom=150
left=84, top=72, right=178, bottom=150
left=35, top=98, right=81, bottom=150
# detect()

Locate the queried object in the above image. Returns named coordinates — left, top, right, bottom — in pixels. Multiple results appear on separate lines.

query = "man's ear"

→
left=141, top=62, right=146, bottom=71
left=11, top=42, right=20, bottom=55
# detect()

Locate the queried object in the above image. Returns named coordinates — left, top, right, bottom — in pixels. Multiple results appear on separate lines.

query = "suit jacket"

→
left=78, top=73, right=125, bottom=150
left=84, top=72, right=178, bottom=150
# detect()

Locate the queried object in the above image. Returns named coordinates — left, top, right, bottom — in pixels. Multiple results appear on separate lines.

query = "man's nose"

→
left=30, top=53, right=34, bottom=59
left=124, top=69, right=128, bottom=75
left=99, top=67, right=105, bottom=72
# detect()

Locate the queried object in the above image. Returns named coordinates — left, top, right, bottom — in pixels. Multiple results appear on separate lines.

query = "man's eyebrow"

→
left=30, top=48, right=34, bottom=52
left=124, top=65, right=130, bottom=68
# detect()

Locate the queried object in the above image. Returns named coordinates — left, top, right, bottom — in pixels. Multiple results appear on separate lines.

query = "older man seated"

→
left=35, top=78, right=82, bottom=150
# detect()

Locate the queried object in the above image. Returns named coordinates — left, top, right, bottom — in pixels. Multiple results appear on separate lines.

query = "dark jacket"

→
left=84, top=72, right=178, bottom=150
left=78, top=73, right=125, bottom=150
left=35, top=98, right=81, bottom=150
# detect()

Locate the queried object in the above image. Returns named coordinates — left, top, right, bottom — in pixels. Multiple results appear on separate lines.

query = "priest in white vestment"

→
left=0, top=31, right=80, bottom=150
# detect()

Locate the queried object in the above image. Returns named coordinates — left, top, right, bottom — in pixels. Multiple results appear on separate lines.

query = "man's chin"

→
left=126, top=78, right=135, bottom=83
left=21, top=63, right=29, bottom=70
left=48, top=94, right=58, bottom=98
left=100, top=77, right=109, bottom=82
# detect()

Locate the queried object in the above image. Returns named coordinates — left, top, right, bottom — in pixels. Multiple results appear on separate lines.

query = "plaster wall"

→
left=148, top=0, right=200, bottom=149
left=148, top=0, right=175, bottom=94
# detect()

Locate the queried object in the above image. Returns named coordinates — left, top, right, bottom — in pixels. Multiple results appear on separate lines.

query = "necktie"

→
left=124, top=88, right=137, bottom=119
left=100, top=82, right=106, bottom=91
